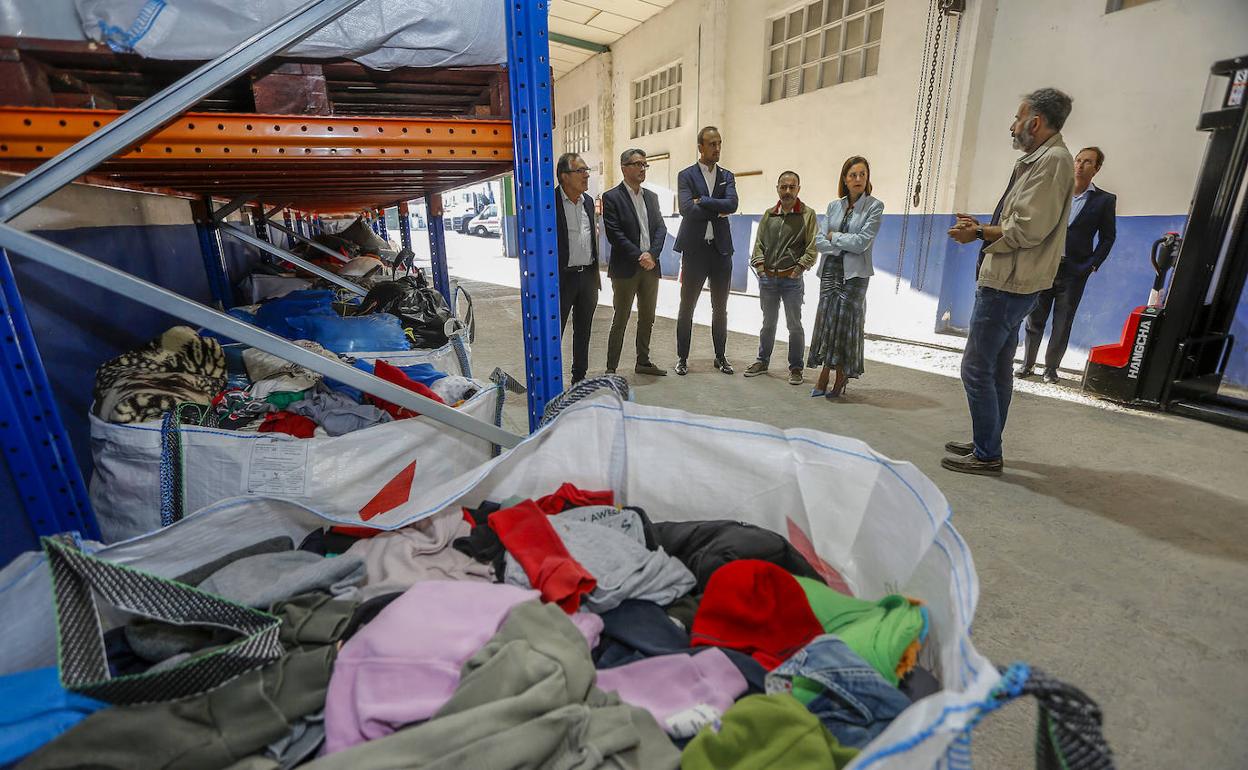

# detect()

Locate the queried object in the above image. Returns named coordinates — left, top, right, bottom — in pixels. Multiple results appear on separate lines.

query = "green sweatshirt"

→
left=750, top=200, right=818, bottom=273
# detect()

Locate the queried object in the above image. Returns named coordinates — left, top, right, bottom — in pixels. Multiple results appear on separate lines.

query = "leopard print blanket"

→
left=93, top=326, right=227, bottom=424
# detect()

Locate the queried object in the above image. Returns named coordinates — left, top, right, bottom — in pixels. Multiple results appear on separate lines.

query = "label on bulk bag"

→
left=247, top=439, right=309, bottom=496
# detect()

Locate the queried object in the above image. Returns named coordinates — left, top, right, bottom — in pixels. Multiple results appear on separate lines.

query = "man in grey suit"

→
left=601, top=149, right=669, bottom=376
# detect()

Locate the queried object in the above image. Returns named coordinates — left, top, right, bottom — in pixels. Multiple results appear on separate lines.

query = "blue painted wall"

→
left=634, top=210, right=1247, bottom=388
left=0, top=224, right=259, bottom=563
left=648, top=212, right=951, bottom=300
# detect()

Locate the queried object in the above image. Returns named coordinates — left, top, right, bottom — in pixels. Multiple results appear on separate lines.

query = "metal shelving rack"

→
left=0, top=0, right=564, bottom=544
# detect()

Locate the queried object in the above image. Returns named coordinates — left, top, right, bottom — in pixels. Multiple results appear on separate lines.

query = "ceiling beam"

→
left=549, top=32, right=609, bottom=54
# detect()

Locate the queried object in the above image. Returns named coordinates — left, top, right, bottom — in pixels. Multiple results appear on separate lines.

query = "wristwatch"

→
left=975, top=226, right=984, bottom=241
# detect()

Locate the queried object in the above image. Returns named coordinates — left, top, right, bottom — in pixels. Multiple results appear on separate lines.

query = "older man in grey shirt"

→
left=554, top=152, right=602, bottom=384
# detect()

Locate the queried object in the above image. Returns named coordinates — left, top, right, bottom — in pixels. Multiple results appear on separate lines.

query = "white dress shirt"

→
left=560, top=187, right=594, bottom=266
left=698, top=161, right=717, bottom=240
left=626, top=183, right=650, bottom=254
left=1069, top=181, right=1097, bottom=226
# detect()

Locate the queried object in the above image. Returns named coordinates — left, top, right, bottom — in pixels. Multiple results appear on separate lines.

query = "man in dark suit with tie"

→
left=1018, top=146, right=1117, bottom=383
left=554, top=151, right=601, bottom=385
left=674, top=126, right=739, bottom=376
left=602, top=148, right=669, bottom=376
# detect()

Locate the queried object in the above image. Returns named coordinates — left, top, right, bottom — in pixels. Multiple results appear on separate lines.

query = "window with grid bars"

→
left=631, top=62, right=682, bottom=139
left=1105, top=0, right=1158, bottom=11
left=563, top=105, right=590, bottom=155
left=764, top=0, right=885, bottom=103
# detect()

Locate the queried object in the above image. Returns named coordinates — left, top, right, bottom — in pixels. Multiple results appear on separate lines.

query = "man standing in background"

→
left=1018, top=146, right=1117, bottom=383
left=674, top=126, right=739, bottom=376
left=602, top=148, right=669, bottom=377
left=744, top=171, right=817, bottom=385
left=554, top=152, right=601, bottom=386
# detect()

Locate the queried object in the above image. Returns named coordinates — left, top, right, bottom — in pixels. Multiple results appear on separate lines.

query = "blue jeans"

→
left=757, top=275, right=805, bottom=370
left=960, top=286, right=1039, bottom=460
left=765, top=634, right=912, bottom=749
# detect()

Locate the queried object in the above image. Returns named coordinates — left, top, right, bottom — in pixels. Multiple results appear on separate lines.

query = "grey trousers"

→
left=606, top=268, right=661, bottom=371
left=303, top=601, right=680, bottom=770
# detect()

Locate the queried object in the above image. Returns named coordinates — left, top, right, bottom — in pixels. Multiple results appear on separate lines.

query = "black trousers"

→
left=1023, top=269, right=1091, bottom=371
left=559, top=267, right=600, bottom=381
left=676, top=241, right=733, bottom=360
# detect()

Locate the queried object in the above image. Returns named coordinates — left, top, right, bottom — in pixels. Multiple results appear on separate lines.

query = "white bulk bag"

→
left=11, top=391, right=998, bottom=767
left=88, top=379, right=504, bottom=542
left=350, top=337, right=473, bottom=379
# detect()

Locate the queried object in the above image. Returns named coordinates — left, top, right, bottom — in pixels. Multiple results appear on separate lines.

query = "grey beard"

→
left=1013, top=127, right=1033, bottom=151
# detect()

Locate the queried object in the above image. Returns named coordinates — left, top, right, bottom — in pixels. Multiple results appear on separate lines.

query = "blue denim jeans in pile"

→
left=960, top=286, right=1040, bottom=461
left=764, top=634, right=912, bottom=749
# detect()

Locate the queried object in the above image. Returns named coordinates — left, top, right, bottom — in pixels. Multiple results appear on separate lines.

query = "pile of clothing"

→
left=93, top=326, right=480, bottom=437
left=5, top=483, right=938, bottom=769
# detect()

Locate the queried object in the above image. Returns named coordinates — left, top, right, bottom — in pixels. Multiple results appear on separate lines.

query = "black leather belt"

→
left=564, top=264, right=593, bottom=273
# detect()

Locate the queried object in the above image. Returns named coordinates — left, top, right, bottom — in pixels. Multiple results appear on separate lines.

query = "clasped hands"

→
left=947, top=213, right=981, bottom=244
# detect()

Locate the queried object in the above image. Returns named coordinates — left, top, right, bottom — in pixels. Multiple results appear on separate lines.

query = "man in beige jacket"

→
left=943, top=87, right=1075, bottom=475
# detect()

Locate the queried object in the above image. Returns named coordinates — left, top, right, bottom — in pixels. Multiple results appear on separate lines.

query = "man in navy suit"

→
left=1018, top=146, right=1117, bottom=383
left=674, top=126, right=739, bottom=376
left=553, top=152, right=601, bottom=385
left=602, top=148, right=669, bottom=376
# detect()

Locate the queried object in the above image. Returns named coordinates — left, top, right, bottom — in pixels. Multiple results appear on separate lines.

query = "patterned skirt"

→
left=806, top=257, right=869, bottom=377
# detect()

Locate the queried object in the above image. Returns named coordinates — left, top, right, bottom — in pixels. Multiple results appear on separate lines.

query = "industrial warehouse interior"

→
left=0, top=1, right=1245, bottom=769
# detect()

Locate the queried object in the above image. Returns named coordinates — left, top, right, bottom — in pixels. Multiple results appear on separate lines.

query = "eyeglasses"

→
left=625, top=162, right=650, bottom=169
left=568, top=167, right=591, bottom=175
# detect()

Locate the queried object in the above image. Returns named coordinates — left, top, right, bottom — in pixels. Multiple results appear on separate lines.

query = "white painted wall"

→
left=551, top=0, right=1247, bottom=353
left=556, top=0, right=1246, bottom=217
left=961, top=0, right=1248, bottom=217
left=723, top=0, right=941, bottom=214
left=551, top=60, right=604, bottom=197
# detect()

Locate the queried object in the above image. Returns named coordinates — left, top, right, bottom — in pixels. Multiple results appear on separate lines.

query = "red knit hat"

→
left=691, top=559, right=825, bottom=670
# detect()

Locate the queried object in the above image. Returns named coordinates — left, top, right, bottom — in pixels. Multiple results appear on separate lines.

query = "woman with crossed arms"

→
left=808, top=155, right=884, bottom=399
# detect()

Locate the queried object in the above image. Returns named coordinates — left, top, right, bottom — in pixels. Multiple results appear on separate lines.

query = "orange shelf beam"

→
left=0, top=107, right=513, bottom=162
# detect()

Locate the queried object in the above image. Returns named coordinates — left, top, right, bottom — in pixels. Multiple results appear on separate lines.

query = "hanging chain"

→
left=916, top=11, right=963, bottom=291
left=912, top=9, right=946, bottom=210
left=913, top=20, right=948, bottom=290
left=895, top=0, right=940, bottom=293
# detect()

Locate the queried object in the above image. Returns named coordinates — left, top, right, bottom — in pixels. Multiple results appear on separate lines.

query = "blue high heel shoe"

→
left=810, top=387, right=826, bottom=398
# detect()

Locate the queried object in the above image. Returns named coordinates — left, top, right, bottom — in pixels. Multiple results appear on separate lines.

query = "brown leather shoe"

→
left=941, top=455, right=1003, bottom=476
left=944, top=440, right=974, bottom=456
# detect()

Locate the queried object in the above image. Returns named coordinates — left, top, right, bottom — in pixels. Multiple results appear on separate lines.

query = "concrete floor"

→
left=461, top=277, right=1248, bottom=769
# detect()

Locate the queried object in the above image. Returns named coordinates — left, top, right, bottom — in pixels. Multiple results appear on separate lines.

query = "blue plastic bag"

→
left=287, top=313, right=410, bottom=354
left=254, top=290, right=337, bottom=339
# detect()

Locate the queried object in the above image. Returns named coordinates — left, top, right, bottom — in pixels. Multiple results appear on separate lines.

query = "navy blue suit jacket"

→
left=1063, top=187, right=1117, bottom=276
left=601, top=182, right=668, bottom=280
left=675, top=163, right=738, bottom=256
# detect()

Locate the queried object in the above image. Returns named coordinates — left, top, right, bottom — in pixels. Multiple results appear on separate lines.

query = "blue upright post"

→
left=425, top=194, right=451, bottom=301
left=0, top=248, right=98, bottom=543
left=283, top=210, right=296, bottom=249
left=377, top=207, right=390, bottom=244
left=505, top=0, right=563, bottom=429
left=313, top=215, right=323, bottom=235
left=398, top=201, right=413, bottom=251
left=192, top=197, right=233, bottom=310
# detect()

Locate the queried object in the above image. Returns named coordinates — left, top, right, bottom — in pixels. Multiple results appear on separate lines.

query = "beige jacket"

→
left=979, top=132, right=1075, bottom=295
